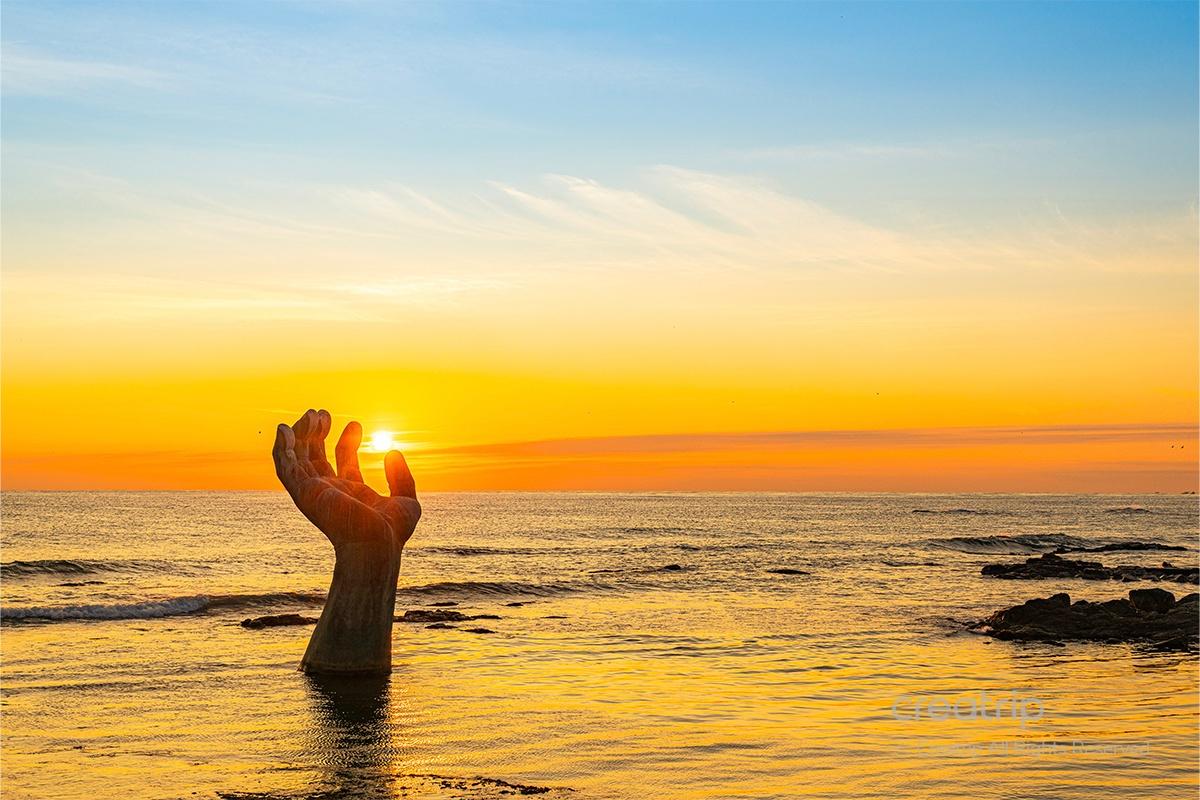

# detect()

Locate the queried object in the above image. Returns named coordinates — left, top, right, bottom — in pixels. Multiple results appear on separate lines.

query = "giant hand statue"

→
left=273, top=409, right=421, bottom=675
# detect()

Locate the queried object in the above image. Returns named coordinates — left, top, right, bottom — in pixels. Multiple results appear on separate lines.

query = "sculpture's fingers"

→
left=291, top=409, right=317, bottom=464
left=384, top=450, right=417, bottom=499
left=308, top=409, right=335, bottom=478
left=335, top=421, right=364, bottom=482
left=272, top=423, right=301, bottom=489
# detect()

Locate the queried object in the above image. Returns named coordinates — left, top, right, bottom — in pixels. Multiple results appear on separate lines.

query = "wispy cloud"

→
left=735, top=143, right=961, bottom=161
left=324, top=166, right=1197, bottom=277
left=1, top=45, right=168, bottom=95
left=730, top=137, right=1054, bottom=162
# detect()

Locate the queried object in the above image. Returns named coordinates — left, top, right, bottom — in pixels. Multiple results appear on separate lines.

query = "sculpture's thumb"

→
left=384, top=450, right=417, bottom=499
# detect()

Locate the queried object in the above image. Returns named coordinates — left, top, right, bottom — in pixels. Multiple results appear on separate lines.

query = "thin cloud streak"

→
left=422, top=423, right=1199, bottom=459
left=1, top=45, right=169, bottom=95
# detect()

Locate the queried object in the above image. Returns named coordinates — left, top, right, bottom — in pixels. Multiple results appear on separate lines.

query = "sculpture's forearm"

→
left=300, top=544, right=402, bottom=676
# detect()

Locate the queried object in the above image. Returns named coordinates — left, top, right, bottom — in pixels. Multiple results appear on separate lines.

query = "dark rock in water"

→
left=767, top=568, right=811, bottom=575
left=1056, top=541, right=1186, bottom=554
left=973, top=590, right=1198, bottom=650
left=661, top=564, right=684, bottom=571
left=981, top=553, right=1198, bottom=585
left=1105, top=506, right=1152, bottom=514
left=241, top=613, right=318, bottom=629
left=397, top=609, right=501, bottom=624
left=426, top=622, right=458, bottom=629
left=463, top=627, right=495, bottom=634
left=400, top=609, right=470, bottom=623
left=543, top=615, right=568, bottom=619
left=220, top=771, right=565, bottom=798
left=428, top=601, right=459, bottom=607
left=505, top=601, right=528, bottom=607
left=1129, top=588, right=1176, bottom=614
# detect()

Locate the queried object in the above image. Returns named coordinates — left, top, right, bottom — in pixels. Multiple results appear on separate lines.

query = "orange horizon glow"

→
left=2, top=418, right=1195, bottom=493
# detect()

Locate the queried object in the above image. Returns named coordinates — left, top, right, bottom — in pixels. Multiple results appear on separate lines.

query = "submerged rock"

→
left=463, top=627, right=496, bottom=634
left=241, top=613, right=318, bottom=629
left=973, top=590, right=1198, bottom=650
left=425, top=622, right=458, bottom=629
left=397, top=609, right=501, bottom=624
left=981, top=553, right=1198, bottom=584
left=400, top=609, right=470, bottom=623
left=220, top=771, right=567, bottom=798
left=660, top=563, right=684, bottom=571
left=766, top=568, right=811, bottom=576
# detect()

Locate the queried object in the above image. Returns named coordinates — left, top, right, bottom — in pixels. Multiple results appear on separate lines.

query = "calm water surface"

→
left=1, top=492, right=1197, bottom=799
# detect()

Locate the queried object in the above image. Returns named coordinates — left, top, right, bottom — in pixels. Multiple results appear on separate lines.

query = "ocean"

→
left=1, top=492, right=1196, bottom=799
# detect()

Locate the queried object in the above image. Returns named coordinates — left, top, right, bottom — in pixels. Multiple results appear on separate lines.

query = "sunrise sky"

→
left=2, top=1, right=1197, bottom=491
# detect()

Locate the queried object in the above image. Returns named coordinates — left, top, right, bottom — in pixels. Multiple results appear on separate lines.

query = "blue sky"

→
left=4, top=1, right=1196, bottom=235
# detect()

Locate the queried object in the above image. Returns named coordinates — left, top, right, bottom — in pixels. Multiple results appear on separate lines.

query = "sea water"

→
left=1, top=492, right=1196, bottom=799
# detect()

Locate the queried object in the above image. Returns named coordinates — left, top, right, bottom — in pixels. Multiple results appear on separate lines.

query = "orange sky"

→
left=2, top=210, right=1196, bottom=491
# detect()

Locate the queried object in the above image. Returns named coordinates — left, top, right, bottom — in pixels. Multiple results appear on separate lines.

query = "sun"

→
left=368, top=430, right=395, bottom=452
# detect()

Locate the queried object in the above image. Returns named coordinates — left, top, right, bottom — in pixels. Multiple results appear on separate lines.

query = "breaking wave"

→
left=926, top=533, right=1089, bottom=555
left=1, top=591, right=326, bottom=623
left=1, top=558, right=206, bottom=578
left=1, top=580, right=583, bottom=624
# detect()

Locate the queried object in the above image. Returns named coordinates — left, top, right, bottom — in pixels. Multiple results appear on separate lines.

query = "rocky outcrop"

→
left=981, top=553, right=1197, bottom=584
left=973, top=590, right=1198, bottom=650
left=766, top=568, right=811, bottom=575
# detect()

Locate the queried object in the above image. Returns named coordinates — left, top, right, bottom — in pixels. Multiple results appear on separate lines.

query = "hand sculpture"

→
left=273, top=408, right=421, bottom=675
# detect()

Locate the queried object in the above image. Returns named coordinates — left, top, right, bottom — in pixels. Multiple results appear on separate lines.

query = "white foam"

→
left=2, top=595, right=212, bottom=621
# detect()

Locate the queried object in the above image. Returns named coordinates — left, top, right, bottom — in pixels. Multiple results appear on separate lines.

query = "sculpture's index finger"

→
left=272, top=423, right=301, bottom=488
left=335, top=421, right=364, bottom=483
left=292, top=409, right=317, bottom=463
left=309, top=409, right=335, bottom=478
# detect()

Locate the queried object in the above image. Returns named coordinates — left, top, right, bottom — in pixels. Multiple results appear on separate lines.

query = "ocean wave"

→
left=397, top=580, right=578, bottom=599
left=417, top=545, right=551, bottom=557
left=3, top=595, right=214, bottom=622
left=911, top=508, right=1002, bottom=516
left=1, top=558, right=204, bottom=578
left=1, top=590, right=327, bottom=623
left=926, top=533, right=1088, bottom=555
left=1, top=579, right=582, bottom=624
left=600, top=526, right=689, bottom=535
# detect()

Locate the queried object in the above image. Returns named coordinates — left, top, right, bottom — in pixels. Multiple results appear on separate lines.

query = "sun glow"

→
left=368, top=430, right=395, bottom=452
